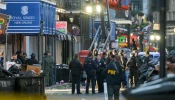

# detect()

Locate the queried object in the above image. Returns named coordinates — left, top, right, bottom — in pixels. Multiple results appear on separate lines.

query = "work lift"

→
left=88, top=24, right=113, bottom=53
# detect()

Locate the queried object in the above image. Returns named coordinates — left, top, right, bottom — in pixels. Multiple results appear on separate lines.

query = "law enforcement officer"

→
left=84, top=52, right=97, bottom=94
left=43, top=51, right=53, bottom=86
left=103, top=55, right=126, bottom=100
left=26, top=53, right=38, bottom=65
left=69, top=54, right=83, bottom=94
left=101, top=52, right=107, bottom=64
left=135, top=51, right=142, bottom=68
left=95, top=55, right=106, bottom=93
left=127, top=53, right=137, bottom=87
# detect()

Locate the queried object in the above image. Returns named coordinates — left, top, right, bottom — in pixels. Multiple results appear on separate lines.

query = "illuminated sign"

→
left=0, top=18, right=5, bottom=25
left=119, top=36, right=126, bottom=43
left=56, top=21, right=67, bottom=34
left=0, top=30, right=2, bottom=34
left=0, top=13, right=10, bottom=34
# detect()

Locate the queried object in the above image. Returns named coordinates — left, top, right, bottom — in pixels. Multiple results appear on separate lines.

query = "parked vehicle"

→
left=138, top=52, right=160, bottom=64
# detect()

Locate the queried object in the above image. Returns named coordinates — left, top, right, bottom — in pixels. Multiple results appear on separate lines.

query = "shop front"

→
left=1, top=0, right=56, bottom=62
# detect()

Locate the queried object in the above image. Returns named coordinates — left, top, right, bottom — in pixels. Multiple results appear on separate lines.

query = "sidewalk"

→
left=45, top=83, right=126, bottom=90
left=45, top=84, right=126, bottom=100
left=45, top=83, right=126, bottom=93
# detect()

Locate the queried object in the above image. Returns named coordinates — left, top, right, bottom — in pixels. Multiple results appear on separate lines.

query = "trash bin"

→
left=56, top=64, right=69, bottom=83
left=0, top=77, right=16, bottom=93
left=15, top=76, right=46, bottom=100
left=121, top=76, right=175, bottom=100
left=15, top=76, right=45, bottom=95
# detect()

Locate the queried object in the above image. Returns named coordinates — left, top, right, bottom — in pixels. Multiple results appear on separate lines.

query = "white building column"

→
left=56, top=41, right=62, bottom=64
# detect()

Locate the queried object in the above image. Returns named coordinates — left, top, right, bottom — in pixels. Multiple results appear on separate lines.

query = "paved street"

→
left=46, top=88, right=125, bottom=100
left=46, top=89, right=105, bottom=100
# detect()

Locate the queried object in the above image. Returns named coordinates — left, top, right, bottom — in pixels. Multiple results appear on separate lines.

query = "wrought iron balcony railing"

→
left=63, top=0, right=85, bottom=11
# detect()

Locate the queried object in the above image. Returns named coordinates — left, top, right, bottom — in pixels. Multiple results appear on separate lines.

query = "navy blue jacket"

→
left=95, top=59, right=106, bottom=74
left=84, top=57, right=97, bottom=76
left=103, top=60, right=126, bottom=85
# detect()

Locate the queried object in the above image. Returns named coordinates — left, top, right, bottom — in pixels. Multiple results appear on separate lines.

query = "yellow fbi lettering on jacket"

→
left=107, top=70, right=116, bottom=75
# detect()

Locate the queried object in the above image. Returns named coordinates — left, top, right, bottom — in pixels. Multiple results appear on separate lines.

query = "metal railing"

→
left=63, top=0, right=86, bottom=11
left=102, top=28, right=112, bottom=50
left=89, top=26, right=101, bottom=51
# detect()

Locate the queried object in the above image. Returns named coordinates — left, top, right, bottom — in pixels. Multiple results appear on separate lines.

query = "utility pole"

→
left=106, top=0, right=110, bottom=29
left=127, top=24, right=130, bottom=49
left=99, top=0, right=106, bottom=41
left=159, top=0, right=166, bottom=78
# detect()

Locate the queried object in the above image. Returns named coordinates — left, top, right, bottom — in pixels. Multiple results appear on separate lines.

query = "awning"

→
left=1, top=0, right=56, bottom=35
left=116, top=27, right=127, bottom=32
left=56, top=30, right=75, bottom=41
left=110, top=19, right=132, bottom=25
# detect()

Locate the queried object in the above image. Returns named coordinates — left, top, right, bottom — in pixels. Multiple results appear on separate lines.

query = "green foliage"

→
left=138, top=12, right=144, bottom=16
left=140, top=23, right=148, bottom=30
left=66, top=57, right=71, bottom=65
left=131, top=24, right=137, bottom=29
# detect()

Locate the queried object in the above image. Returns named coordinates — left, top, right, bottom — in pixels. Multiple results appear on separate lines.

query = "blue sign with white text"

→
left=42, top=2, right=56, bottom=34
left=110, top=22, right=116, bottom=41
left=2, top=2, right=40, bottom=34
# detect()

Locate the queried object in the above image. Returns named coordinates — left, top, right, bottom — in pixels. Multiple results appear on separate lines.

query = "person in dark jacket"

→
left=23, top=52, right=28, bottom=61
left=11, top=54, right=22, bottom=64
left=106, top=51, right=113, bottom=65
left=103, top=55, right=126, bottom=100
left=101, top=52, right=107, bottom=65
left=95, top=55, right=106, bottom=93
left=127, top=53, right=138, bottom=87
left=16, top=51, right=26, bottom=64
left=26, top=53, right=38, bottom=65
left=84, top=52, right=97, bottom=94
left=69, top=54, right=83, bottom=94
left=144, top=50, right=150, bottom=64
left=132, top=38, right=137, bottom=50
left=135, top=51, right=142, bottom=68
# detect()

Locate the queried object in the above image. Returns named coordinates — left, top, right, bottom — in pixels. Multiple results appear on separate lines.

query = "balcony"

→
left=0, top=0, right=6, bottom=10
left=63, top=0, right=84, bottom=11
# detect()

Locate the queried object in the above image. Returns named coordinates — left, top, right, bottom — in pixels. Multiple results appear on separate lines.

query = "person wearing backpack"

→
left=84, top=52, right=97, bottom=94
left=127, top=52, right=138, bottom=87
left=103, top=55, right=126, bottom=100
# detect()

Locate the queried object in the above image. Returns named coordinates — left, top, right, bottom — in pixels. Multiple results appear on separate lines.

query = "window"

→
left=154, top=13, right=158, bottom=23
left=172, top=0, right=175, bottom=4
left=173, top=12, right=175, bottom=20
left=168, top=12, right=172, bottom=21
left=64, top=0, right=81, bottom=10
left=169, top=35, right=172, bottom=46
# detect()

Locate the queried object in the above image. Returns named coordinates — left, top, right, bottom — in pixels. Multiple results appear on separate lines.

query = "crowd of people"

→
left=0, top=51, right=54, bottom=87
left=69, top=48, right=171, bottom=100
